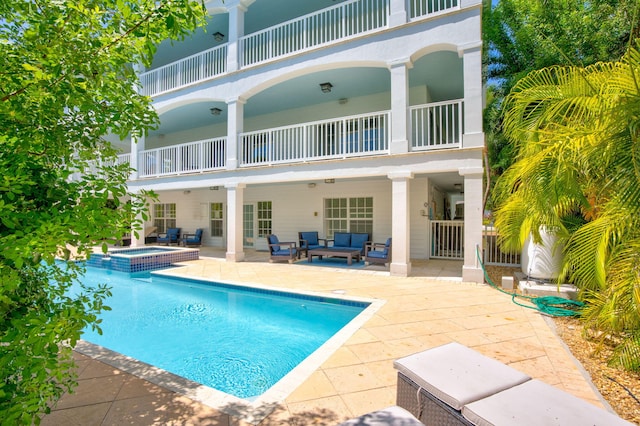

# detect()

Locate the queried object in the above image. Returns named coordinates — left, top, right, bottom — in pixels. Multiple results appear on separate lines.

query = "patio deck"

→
left=40, top=249, right=607, bottom=425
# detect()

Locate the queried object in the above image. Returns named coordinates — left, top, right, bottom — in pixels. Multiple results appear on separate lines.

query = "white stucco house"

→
left=113, top=0, right=485, bottom=282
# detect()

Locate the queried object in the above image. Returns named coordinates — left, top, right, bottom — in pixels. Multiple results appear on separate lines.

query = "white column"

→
left=460, top=167, right=484, bottom=283
left=388, top=171, right=413, bottom=276
left=130, top=190, right=144, bottom=247
left=225, top=182, right=245, bottom=262
left=226, top=97, right=245, bottom=170
left=389, top=59, right=411, bottom=154
left=459, top=42, right=484, bottom=148
left=227, top=4, right=246, bottom=72
left=389, top=0, right=408, bottom=27
left=129, top=135, right=144, bottom=180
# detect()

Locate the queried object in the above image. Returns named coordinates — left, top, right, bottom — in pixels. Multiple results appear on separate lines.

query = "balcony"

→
left=124, top=100, right=462, bottom=178
left=138, top=0, right=461, bottom=97
left=240, top=111, right=390, bottom=167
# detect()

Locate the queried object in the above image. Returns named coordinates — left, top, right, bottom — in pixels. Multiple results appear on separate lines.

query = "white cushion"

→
left=393, top=342, right=530, bottom=410
left=462, top=379, right=633, bottom=426
left=339, top=406, right=423, bottom=425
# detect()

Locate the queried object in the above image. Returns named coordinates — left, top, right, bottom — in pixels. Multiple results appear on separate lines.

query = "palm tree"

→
left=493, top=44, right=640, bottom=370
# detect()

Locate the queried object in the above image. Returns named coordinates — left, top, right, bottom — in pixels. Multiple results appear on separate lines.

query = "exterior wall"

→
left=148, top=179, right=397, bottom=249
left=126, top=0, right=485, bottom=280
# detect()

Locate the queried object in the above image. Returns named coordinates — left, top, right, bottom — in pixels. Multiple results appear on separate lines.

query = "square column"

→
left=459, top=43, right=484, bottom=148
left=389, top=59, right=411, bottom=154
left=129, top=135, right=141, bottom=181
left=226, top=4, right=246, bottom=72
left=389, top=171, right=413, bottom=276
left=226, top=97, right=245, bottom=170
left=225, top=182, right=246, bottom=262
left=389, top=0, right=408, bottom=27
left=460, top=167, right=484, bottom=283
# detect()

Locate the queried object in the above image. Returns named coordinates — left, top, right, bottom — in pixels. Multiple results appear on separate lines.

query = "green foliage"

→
left=494, top=44, right=640, bottom=370
left=0, top=0, right=206, bottom=423
left=482, top=0, right=640, bottom=206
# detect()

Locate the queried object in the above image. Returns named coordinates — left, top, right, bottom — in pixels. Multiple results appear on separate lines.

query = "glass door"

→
left=243, top=204, right=254, bottom=247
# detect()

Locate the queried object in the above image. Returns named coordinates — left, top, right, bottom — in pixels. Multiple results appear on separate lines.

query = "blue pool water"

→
left=74, top=267, right=367, bottom=399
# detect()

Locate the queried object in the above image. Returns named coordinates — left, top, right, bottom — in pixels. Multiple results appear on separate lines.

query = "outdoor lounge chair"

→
left=365, top=238, right=391, bottom=266
left=182, top=228, right=203, bottom=247
left=156, top=227, right=181, bottom=245
left=267, top=234, right=300, bottom=263
left=298, top=231, right=327, bottom=257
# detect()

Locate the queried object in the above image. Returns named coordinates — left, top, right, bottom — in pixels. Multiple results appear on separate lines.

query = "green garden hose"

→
left=476, top=248, right=583, bottom=317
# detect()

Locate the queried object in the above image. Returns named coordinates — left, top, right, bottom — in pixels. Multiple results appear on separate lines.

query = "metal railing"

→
left=411, top=100, right=463, bottom=150
left=240, top=111, right=389, bottom=166
left=241, top=0, right=388, bottom=67
left=409, top=0, right=459, bottom=20
left=138, top=137, right=226, bottom=178
left=139, top=44, right=227, bottom=96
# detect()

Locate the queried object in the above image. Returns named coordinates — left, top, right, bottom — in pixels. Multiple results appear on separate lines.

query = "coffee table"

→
left=307, top=248, right=361, bottom=266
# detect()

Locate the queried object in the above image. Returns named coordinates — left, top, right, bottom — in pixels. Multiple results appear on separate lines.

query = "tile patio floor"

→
left=40, top=249, right=608, bottom=425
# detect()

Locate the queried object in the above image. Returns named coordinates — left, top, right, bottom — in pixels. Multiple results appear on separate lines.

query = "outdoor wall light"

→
left=210, top=107, right=222, bottom=116
left=320, top=82, right=333, bottom=93
left=213, top=32, right=224, bottom=42
left=324, top=178, right=335, bottom=184
left=209, top=186, right=220, bottom=190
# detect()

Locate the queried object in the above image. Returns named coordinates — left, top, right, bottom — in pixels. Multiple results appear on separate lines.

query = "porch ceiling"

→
left=150, top=51, right=462, bottom=137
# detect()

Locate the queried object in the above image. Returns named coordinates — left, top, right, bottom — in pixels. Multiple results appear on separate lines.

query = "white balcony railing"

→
left=138, top=44, right=227, bottom=96
left=409, top=0, right=459, bottom=20
left=138, top=137, right=226, bottom=178
left=411, top=100, right=463, bottom=150
left=240, top=111, right=389, bottom=166
left=241, top=0, right=389, bottom=67
left=137, top=0, right=462, bottom=96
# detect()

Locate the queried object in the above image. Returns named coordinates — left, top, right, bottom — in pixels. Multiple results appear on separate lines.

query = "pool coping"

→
left=74, top=272, right=385, bottom=424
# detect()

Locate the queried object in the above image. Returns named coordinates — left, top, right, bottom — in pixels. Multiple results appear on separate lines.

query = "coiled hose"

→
left=476, top=247, right=583, bottom=317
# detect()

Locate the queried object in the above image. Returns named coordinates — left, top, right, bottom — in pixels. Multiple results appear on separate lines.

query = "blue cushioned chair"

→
left=298, top=231, right=327, bottom=257
left=267, top=234, right=299, bottom=263
left=182, top=228, right=203, bottom=247
left=157, top=227, right=181, bottom=245
left=350, top=233, right=370, bottom=255
left=365, top=238, right=392, bottom=266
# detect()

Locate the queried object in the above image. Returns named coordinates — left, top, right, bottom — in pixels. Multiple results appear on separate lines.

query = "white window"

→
left=153, top=203, right=176, bottom=233
left=210, top=202, right=224, bottom=237
left=257, top=201, right=272, bottom=237
left=324, top=197, right=373, bottom=237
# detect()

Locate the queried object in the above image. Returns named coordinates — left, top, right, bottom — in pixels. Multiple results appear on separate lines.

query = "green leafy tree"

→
left=482, top=0, right=640, bottom=206
left=0, top=1, right=206, bottom=423
left=494, top=44, right=640, bottom=370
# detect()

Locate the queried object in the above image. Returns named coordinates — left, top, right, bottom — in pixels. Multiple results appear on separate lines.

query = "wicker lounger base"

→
left=396, top=372, right=473, bottom=426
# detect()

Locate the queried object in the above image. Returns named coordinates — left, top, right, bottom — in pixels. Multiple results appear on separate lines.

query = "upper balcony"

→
left=101, top=99, right=462, bottom=180
left=139, top=0, right=462, bottom=97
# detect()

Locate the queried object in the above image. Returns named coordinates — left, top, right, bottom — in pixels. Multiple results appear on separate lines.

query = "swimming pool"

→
left=74, top=266, right=369, bottom=400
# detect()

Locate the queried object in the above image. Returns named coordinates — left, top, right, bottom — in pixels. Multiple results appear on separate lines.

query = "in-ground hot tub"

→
left=85, top=246, right=199, bottom=273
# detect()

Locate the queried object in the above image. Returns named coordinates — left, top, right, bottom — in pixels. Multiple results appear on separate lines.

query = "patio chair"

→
left=182, top=228, right=203, bottom=247
left=298, top=231, right=327, bottom=257
left=156, top=227, right=181, bottom=245
left=267, top=234, right=300, bottom=263
left=365, top=237, right=391, bottom=266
